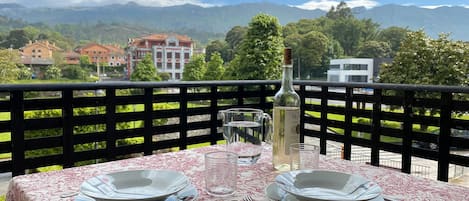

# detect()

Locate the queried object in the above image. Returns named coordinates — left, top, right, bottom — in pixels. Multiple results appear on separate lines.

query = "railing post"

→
left=370, top=89, right=382, bottom=167
left=343, top=87, right=353, bottom=160
left=299, top=85, right=306, bottom=143
left=62, top=89, right=74, bottom=168
left=210, top=86, right=218, bottom=145
left=11, top=91, right=25, bottom=176
left=237, top=85, right=244, bottom=106
left=438, top=92, right=452, bottom=181
left=260, top=85, right=267, bottom=111
left=319, top=86, right=328, bottom=155
left=402, top=90, right=414, bottom=174
left=179, top=87, right=188, bottom=150
left=143, top=88, right=153, bottom=155
left=105, top=88, right=116, bottom=160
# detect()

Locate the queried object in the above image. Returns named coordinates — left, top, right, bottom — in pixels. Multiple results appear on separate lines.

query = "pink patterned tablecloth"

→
left=6, top=145, right=469, bottom=201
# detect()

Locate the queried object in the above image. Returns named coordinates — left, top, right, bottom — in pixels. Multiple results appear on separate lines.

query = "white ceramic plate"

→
left=76, top=182, right=198, bottom=201
left=80, top=169, right=189, bottom=201
left=265, top=182, right=385, bottom=201
left=275, top=170, right=382, bottom=201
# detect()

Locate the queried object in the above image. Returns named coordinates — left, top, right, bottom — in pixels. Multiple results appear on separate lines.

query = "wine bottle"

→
left=272, top=48, right=301, bottom=171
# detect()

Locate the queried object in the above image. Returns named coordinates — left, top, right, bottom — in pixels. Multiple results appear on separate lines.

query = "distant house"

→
left=64, top=51, right=81, bottom=65
left=76, top=43, right=126, bottom=67
left=126, top=33, right=193, bottom=81
left=20, top=40, right=61, bottom=66
left=327, top=58, right=393, bottom=83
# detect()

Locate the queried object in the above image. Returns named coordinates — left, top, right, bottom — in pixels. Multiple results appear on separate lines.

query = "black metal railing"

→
left=0, top=81, right=468, bottom=182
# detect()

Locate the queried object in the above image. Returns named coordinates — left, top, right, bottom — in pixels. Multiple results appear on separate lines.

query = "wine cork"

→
left=284, top=48, right=292, bottom=65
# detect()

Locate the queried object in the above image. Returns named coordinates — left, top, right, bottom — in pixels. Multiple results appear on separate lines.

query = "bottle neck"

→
left=281, top=64, right=294, bottom=91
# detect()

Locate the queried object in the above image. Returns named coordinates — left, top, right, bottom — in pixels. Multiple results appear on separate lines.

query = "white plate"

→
left=275, top=170, right=382, bottom=201
left=80, top=169, right=189, bottom=201
left=76, top=182, right=198, bottom=201
left=265, top=182, right=385, bottom=201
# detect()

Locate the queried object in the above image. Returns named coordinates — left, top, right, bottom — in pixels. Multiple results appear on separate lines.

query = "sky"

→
left=0, top=0, right=468, bottom=10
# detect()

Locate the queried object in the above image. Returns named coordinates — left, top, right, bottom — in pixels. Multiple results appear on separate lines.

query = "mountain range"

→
left=0, top=2, right=468, bottom=41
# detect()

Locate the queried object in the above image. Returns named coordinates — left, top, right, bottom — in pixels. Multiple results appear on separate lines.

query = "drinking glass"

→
left=204, top=151, right=238, bottom=197
left=218, top=108, right=272, bottom=165
left=290, top=143, right=320, bottom=170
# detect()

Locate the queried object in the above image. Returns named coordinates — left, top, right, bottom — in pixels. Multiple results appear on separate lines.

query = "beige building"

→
left=20, top=40, right=61, bottom=61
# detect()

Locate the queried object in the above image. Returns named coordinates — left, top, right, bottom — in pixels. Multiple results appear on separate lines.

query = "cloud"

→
left=296, top=0, right=378, bottom=11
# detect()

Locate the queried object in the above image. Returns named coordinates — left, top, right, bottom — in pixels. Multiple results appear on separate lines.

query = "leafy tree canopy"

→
left=357, top=40, right=391, bottom=58
left=182, top=54, right=206, bottom=81
left=0, top=49, right=20, bottom=83
left=236, top=13, right=284, bottom=80
left=130, top=54, right=161, bottom=81
left=204, top=52, right=224, bottom=80
left=379, top=30, right=469, bottom=86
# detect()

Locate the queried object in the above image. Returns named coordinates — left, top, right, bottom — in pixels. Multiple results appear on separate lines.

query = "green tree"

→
left=379, top=31, right=469, bottom=127
left=237, top=13, right=284, bottom=80
left=204, top=52, right=224, bottom=80
left=0, top=49, right=21, bottom=83
left=79, top=55, right=91, bottom=67
left=205, top=40, right=229, bottom=62
left=377, top=26, right=409, bottom=57
left=182, top=54, right=206, bottom=81
left=298, top=31, right=330, bottom=78
left=44, top=65, right=62, bottom=80
left=159, top=72, right=171, bottom=81
left=379, top=31, right=469, bottom=86
left=223, top=55, right=241, bottom=80
left=62, top=65, right=88, bottom=80
left=357, top=41, right=391, bottom=58
left=17, top=65, right=32, bottom=80
left=23, top=26, right=41, bottom=41
left=330, top=18, right=364, bottom=56
left=0, top=29, right=29, bottom=49
left=225, top=26, right=247, bottom=50
left=130, top=54, right=161, bottom=81
left=326, top=1, right=353, bottom=20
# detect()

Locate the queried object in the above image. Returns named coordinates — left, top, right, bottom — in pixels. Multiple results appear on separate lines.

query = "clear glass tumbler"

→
left=290, top=143, right=320, bottom=170
left=204, top=151, right=238, bottom=197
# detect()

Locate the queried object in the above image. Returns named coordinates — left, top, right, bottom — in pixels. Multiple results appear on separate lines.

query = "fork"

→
left=243, top=194, right=254, bottom=201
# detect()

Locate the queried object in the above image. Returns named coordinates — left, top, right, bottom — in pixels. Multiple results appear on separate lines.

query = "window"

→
left=184, top=53, right=189, bottom=58
left=156, top=52, right=162, bottom=58
left=175, top=52, right=180, bottom=59
left=347, top=75, right=368, bottom=82
left=32, top=49, right=35, bottom=53
left=111, top=56, right=115, bottom=60
left=110, top=62, right=113, bottom=66
left=116, top=62, right=120, bottom=66
left=168, top=62, right=173, bottom=69
left=37, top=49, right=41, bottom=52
left=32, top=55, right=36, bottom=58
left=175, top=63, right=180, bottom=69
left=98, top=51, right=101, bottom=54
left=329, top=75, right=339, bottom=82
left=175, top=73, right=181, bottom=79
left=344, top=64, right=368, bottom=70
left=329, top=64, right=340, bottom=70
left=38, top=55, right=41, bottom=58
left=157, top=62, right=162, bottom=68
left=169, top=42, right=176, bottom=46
left=167, top=52, right=172, bottom=58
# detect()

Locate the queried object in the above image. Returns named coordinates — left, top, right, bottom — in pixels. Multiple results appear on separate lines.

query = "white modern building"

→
left=327, top=58, right=392, bottom=83
left=126, top=34, right=193, bottom=81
